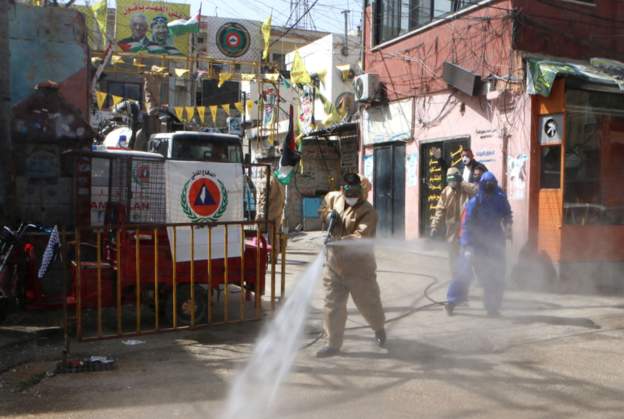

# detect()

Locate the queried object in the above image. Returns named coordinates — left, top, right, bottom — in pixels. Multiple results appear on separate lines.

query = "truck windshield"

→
left=171, top=134, right=242, bottom=163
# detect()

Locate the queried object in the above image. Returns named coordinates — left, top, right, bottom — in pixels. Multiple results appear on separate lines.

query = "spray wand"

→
left=324, top=210, right=338, bottom=245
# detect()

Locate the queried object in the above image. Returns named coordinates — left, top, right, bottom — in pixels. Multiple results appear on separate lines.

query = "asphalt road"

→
left=1, top=232, right=623, bottom=419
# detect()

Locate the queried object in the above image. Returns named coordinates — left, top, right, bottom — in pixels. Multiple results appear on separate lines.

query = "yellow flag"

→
left=261, top=15, right=272, bottom=61
left=218, top=72, right=232, bottom=88
left=111, top=55, right=124, bottom=65
left=316, top=68, right=327, bottom=86
left=111, top=95, right=124, bottom=107
left=133, top=58, right=146, bottom=68
left=246, top=100, right=254, bottom=112
left=185, top=107, right=195, bottom=121
left=174, top=107, right=185, bottom=122
left=241, top=73, right=256, bottom=81
left=221, top=104, right=231, bottom=115
left=150, top=65, right=168, bottom=74
left=95, top=91, right=107, bottom=110
left=174, top=68, right=190, bottom=78
left=290, top=51, right=311, bottom=85
left=209, top=105, right=218, bottom=124
left=234, top=102, right=244, bottom=114
left=264, top=73, right=279, bottom=82
left=91, top=0, right=107, bottom=49
left=196, top=107, right=206, bottom=123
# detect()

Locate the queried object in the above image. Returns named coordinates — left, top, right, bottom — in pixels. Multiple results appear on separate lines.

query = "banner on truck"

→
left=166, top=161, right=244, bottom=261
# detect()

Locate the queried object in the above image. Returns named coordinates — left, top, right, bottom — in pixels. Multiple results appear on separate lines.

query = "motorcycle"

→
left=0, top=223, right=38, bottom=322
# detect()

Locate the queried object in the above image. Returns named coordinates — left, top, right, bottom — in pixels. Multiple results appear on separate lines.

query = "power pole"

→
left=341, top=10, right=349, bottom=56
left=0, top=0, right=14, bottom=224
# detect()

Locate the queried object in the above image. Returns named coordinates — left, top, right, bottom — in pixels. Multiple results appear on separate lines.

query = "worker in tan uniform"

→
left=430, top=167, right=477, bottom=272
left=255, top=172, right=285, bottom=250
left=316, top=173, right=386, bottom=358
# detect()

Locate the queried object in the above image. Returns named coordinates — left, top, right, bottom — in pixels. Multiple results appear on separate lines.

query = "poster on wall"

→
left=165, top=161, right=243, bottom=261
left=406, top=152, right=418, bottom=187
left=362, top=99, right=413, bottom=145
left=508, top=153, right=528, bottom=201
left=115, top=0, right=191, bottom=56
left=363, top=155, right=374, bottom=182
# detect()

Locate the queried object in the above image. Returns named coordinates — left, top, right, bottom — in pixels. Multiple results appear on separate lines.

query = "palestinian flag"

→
left=274, top=105, right=300, bottom=185
left=168, top=14, right=200, bottom=37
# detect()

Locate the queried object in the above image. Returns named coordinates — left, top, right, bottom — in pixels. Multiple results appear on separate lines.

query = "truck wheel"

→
left=166, top=285, right=207, bottom=325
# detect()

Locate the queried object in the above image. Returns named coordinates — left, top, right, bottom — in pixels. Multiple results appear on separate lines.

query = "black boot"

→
left=375, top=329, right=386, bottom=347
left=445, top=302, right=456, bottom=316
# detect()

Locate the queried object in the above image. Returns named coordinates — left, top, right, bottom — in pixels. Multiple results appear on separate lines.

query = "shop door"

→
left=419, top=138, right=470, bottom=235
left=373, top=143, right=406, bottom=239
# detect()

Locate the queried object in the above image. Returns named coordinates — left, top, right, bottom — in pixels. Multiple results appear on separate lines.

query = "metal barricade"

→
left=68, top=220, right=286, bottom=341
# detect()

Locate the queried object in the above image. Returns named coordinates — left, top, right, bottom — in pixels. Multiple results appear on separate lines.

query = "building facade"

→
left=361, top=0, right=624, bottom=287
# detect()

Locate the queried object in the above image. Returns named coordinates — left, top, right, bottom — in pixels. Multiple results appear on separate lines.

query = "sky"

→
left=78, top=0, right=364, bottom=33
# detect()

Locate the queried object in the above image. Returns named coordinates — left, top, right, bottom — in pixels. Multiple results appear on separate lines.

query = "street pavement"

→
left=1, top=232, right=623, bottom=418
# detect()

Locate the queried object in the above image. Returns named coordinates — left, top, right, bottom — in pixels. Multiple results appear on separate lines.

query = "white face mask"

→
left=462, top=156, right=471, bottom=165
left=345, top=197, right=359, bottom=207
left=278, top=166, right=293, bottom=177
left=448, top=180, right=458, bottom=189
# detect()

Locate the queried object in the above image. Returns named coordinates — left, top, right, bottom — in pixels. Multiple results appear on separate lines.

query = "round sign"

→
left=188, top=177, right=222, bottom=217
left=216, top=22, right=251, bottom=58
left=544, top=118, right=558, bottom=138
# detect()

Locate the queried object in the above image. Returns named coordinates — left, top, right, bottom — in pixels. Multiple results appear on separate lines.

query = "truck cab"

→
left=147, top=131, right=243, bottom=163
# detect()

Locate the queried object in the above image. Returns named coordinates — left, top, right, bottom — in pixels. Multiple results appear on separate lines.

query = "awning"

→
left=526, top=57, right=624, bottom=97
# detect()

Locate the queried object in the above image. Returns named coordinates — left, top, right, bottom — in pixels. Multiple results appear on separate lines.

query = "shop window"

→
left=564, top=89, right=624, bottom=225
left=540, top=146, right=561, bottom=189
left=373, top=0, right=480, bottom=45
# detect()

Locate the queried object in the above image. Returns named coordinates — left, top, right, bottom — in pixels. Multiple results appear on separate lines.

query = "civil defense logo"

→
left=180, top=171, right=228, bottom=222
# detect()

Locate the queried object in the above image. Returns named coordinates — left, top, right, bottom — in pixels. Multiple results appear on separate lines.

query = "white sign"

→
left=362, top=99, right=413, bottom=145
left=166, top=161, right=244, bottom=261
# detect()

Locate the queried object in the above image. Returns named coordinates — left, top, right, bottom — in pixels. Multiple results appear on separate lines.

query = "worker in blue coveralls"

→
left=445, top=171, right=512, bottom=317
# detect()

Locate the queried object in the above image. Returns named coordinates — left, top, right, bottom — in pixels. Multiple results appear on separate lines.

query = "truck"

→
left=67, top=131, right=272, bottom=332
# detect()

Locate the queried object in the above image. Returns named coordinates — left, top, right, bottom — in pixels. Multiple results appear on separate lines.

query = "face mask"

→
left=278, top=166, right=293, bottom=177
left=462, top=156, right=471, bottom=165
left=448, top=180, right=458, bottom=189
left=345, top=197, right=359, bottom=207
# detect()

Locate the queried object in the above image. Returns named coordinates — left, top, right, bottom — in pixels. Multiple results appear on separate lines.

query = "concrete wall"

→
left=285, top=139, right=341, bottom=229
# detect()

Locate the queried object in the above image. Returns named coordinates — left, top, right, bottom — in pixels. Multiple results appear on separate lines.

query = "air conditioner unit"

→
left=353, top=74, right=379, bottom=102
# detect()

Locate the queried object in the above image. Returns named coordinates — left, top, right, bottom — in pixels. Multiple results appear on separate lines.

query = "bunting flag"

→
left=133, top=58, right=146, bottom=68
left=168, top=13, right=201, bottom=36
left=111, top=55, right=124, bottom=65
left=241, top=73, right=256, bottom=81
left=185, top=106, right=195, bottom=121
left=290, top=51, right=311, bottom=85
left=274, top=105, right=300, bottom=185
left=38, top=226, right=60, bottom=280
left=246, top=100, right=254, bottom=112
left=151, top=65, right=168, bottom=74
left=174, top=107, right=185, bottom=122
left=221, top=104, right=231, bottom=115
left=174, top=68, right=190, bottom=78
left=234, top=101, right=244, bottom=114
left=218, top=72, right=232, bottom=88
left=316, top=68, right=327, bottom=86
left=264, top=73, right=279, bottom=82
left=261, top=15, right=272, bottom=61
left=209, top=105, right=218, bottom=124
left=196, top=106, right=206, bottom=123
left=111, top=95, right=124, bottom=106
left=96, top=91, right=107, bottom=110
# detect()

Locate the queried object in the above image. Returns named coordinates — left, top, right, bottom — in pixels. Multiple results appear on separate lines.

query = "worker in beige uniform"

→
left=255, top=173, right=285, bottom=251
left=316, top=173, right=386, bottom=358
left=430, top=167, right=477, bottom=272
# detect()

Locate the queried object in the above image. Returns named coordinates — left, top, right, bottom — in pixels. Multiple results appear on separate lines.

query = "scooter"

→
left=0, top=223, right=38, bottom=322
